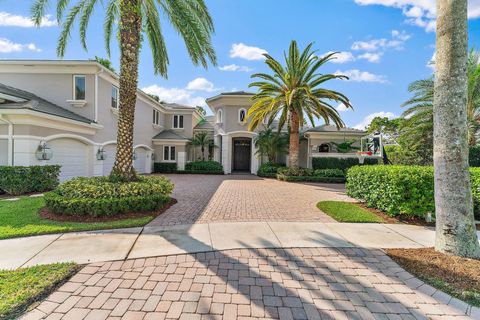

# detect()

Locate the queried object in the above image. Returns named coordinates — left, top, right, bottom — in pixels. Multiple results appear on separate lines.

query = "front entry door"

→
left=233, top=138, right=251, bottom=172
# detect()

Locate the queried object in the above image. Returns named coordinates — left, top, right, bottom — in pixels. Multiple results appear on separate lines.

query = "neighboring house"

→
left=0, top=60, right=368, bottom=180
left=205, top=92, right=367, bottom=173
left=0, top=60, right=202, bottom=181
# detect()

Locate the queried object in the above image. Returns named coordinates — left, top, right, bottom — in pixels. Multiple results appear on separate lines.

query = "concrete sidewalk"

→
left=1, top=222, right=463, bottom=270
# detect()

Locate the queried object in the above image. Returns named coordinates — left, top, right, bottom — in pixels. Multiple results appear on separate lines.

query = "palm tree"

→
left=190, top=131, right=214, bottom=161
left=247, top=41, right=352, bottom=167
left=32, top=0, right=216, bottom=180
left=434, top=0, right=480, bottom=258
left=254, top=127, right=288, bottom=163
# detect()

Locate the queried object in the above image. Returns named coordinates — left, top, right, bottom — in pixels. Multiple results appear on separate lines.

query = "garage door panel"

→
left=48, top=139, right=90, bottom=181
left=134, top=148, right=147, bottom=174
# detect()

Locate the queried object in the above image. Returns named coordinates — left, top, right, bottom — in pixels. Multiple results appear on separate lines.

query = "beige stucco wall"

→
left=0, top=139, right=7, bottom=165
left=308, top=135, right=363, bottom=153
left=0, top=73, right=96, bottom=121
left=164, top=113, right=194, bottom=138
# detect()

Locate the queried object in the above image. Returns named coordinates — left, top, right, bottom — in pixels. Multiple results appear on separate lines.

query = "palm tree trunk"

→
left=111, top=0, right=142, bottom=181
left=289, top=110, right=300, bottom=167
left=434, top=0, right=480, bottom=258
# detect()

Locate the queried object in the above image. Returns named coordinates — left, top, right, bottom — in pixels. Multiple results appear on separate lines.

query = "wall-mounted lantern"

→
left=96, top=148, right=107, bottom=160
left=35, top=142, right=53, bottom=160
left=151, top=153, right=156, bottom=161
left=133, top=150, right=137, bottom=160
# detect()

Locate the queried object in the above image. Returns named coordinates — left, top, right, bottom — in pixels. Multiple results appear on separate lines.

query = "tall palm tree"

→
left=247, top=41, right=352, bottom=167
left=190, top=131, right=214, bottom=161
left=32, top=0, right=216, bottom=180
left=254, top=127, right=288, bottom=163
left=434, top=0, right=480, bottom=258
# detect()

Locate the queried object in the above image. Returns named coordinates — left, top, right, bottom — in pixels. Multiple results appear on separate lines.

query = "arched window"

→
left=216, top=109, right=223, bottom=124
left=238, top=108, right=247, bottom=123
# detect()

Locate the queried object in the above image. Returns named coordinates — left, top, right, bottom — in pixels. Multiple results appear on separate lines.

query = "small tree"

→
left=190, top=131, right=215, bottom=161
left=254, top=127, right=288, bottom=163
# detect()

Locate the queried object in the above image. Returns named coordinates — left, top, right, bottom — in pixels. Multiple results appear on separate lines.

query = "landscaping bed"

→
left=386, top=248, right=480, bottom=307
left=0, top=263, right=79, bottom=319
left=276, top=167, right=346, bottom=183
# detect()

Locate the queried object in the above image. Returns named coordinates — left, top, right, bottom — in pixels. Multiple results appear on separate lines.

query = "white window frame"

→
left=216, top=109, right=223, bottom=124
left=238, top=108, right=247, bottom=124
left=172, top=115, right=184, bottom=129
left=73, top=75, right=86, bottom=101
left=111, top=85, right=119, bottom=109
left=163, top=145, right=176, bottom=161
left=153, top=109, right=160, bottom=125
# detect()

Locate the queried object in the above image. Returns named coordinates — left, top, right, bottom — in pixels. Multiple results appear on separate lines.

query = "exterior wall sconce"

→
left=151, top=153, right=156, bottom=161
left=96, top=148, right=107, bottom=160
left=133, top=150, right=137, bottom=160
left=35, top=142, right=53, bottom=160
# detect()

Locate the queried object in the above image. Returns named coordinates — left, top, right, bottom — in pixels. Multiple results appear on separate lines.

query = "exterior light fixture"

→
left=96, top=148, right=107, bottom=160
left=35, top=142, right=53, bottom=160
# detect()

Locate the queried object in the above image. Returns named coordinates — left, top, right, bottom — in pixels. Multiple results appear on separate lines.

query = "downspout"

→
left=0, top=114, right=13, bottom=165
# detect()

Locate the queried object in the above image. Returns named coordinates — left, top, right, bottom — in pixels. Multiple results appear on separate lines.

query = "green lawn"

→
left=0, top=197, right=156, bottom=240
left=317, top=201, right=385, bottom=223
left=0, top=263, right=79, bottom=319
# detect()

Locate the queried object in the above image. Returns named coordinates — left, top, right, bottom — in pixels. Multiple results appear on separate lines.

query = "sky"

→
left=1, top=0, right=480, bottom=129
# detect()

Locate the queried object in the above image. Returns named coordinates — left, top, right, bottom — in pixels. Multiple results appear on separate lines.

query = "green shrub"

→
left=153, top=162, right=177, bottom=173
left=277, top=175, right=345, bottom=183
left=277, top=167, right=313, bottom=176
left=45, top=175, right=174, bottom=217
left=470, top=146, right=480, bottom=167
left=0, top=165, right=60, bottom=195
left=314, top=169, right=345, bottom=178
left=257, top=163, right=285, bottom=177
left=347, top=165, right=480, bottom=220
left=312, top=157, right=377, bottom=171
left=185, top=161, right=223, bottom=173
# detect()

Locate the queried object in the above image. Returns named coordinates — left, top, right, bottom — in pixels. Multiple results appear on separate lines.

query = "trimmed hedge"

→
left=312, top=157, right=378, bottom=171
left=257, top=163, right=285, bottom=178
left=347, top=165, right=480, bottom=219
left=45, top=175, right=173, bottom=217
left=0, top=165, right=60, bottom=195
left=153, top=162, right=177, bottom=173
left=276, top=167, right=346, bottom=183
left=175, top=170, right=224, bottom=175
left=185, top=161, right=223, bottom=173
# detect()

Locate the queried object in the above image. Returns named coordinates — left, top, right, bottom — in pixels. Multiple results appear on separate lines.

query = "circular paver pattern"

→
left=24, top=247, right=474, bottom=319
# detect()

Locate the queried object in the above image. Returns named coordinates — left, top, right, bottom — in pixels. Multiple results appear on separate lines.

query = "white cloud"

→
left=219, top=64, right=253, bottom=72
left=0, top=11, right=56, bottom=27
left=354, top=111, right=397, bottom=130
left=0, top=37, right=41, bottom=53
left=142, top=85, right=206, bottom=107
left=358, top=52, right=382, bottom=63
left=354, top=0, right=480, bottom=32
left=351, top=30, right=410, bottom=52
left=336, top=69, right=387, bottom=83
left=229, top=43, right=267, bottom=61
left=186, top=77, right=220, bottom=92
left=337, top=103, right=350, bottom=112
left=323, top=51, right=355, bottom=64
left=427, top=52, right=435, bottom=71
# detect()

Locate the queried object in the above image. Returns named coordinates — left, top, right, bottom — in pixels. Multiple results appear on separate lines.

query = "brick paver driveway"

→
left=148, top=174, right=352, bottom=226
left=25, top=247, right=474, bottom=320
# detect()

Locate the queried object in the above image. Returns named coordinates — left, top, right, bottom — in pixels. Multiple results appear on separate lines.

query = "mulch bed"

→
left=386, top=248, right=480, bottom=306
left=38, top=198, right=177, bottom=223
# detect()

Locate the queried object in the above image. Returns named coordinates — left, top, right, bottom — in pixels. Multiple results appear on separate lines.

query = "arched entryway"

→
left=232, top=137, right=251, bottom=172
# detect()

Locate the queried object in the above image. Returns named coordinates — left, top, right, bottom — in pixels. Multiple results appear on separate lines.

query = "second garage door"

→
left=48, top=138, right=90, bottom=181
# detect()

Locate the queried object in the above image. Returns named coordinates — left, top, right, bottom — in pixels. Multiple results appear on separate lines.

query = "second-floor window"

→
left=111, top=86, right=119, bottom=109
left=153, top=109, right=160, bottom=125
left=164, top=146, right=176, bottom=161
left=173, top=115, right=184, bottom=129
left=239, top=108, right=247, bottom=123
left=74, top=75, right=86, bottom=100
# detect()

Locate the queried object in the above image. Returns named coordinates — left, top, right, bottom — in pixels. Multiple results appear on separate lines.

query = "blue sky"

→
left=1, top=0, right=480, bottom=129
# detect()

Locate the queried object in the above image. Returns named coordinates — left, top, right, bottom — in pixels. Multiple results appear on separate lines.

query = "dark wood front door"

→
left=233, top=138, right=251, bottom=172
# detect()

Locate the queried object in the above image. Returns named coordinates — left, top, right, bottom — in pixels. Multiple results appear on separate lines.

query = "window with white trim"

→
left=73, top=75, right=86, bottom=100
left=216, top=109, right=223, bottom=123
left=111, top=86, right=119, bottom=109
left=173, top=115, right=184, bottom=129
left=153, top=109, right=160, bottom=125
left=238, top=108, right=247, bottom=123
left=163, top=146, right=176, bottom=161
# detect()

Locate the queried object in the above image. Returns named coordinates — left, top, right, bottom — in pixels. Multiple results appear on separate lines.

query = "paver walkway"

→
left=148, top=175, right=351, bottom=226
left=23, top=247, right=477, bottom=320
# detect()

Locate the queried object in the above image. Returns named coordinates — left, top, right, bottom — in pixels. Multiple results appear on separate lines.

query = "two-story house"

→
left=0, top=60, right=202, bottom=180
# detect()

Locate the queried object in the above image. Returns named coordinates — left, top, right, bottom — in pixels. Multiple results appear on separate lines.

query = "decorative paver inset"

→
left=22, top=247, right=475, bottom=319
left=148, top=174, right=352, bottom=226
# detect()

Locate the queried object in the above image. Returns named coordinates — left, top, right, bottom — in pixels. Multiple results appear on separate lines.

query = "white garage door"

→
left=134, top=148, right=147, bottom=174
left=48, top=139, right=90, bottom=181
left=103, top=144, right=117, bottom=176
